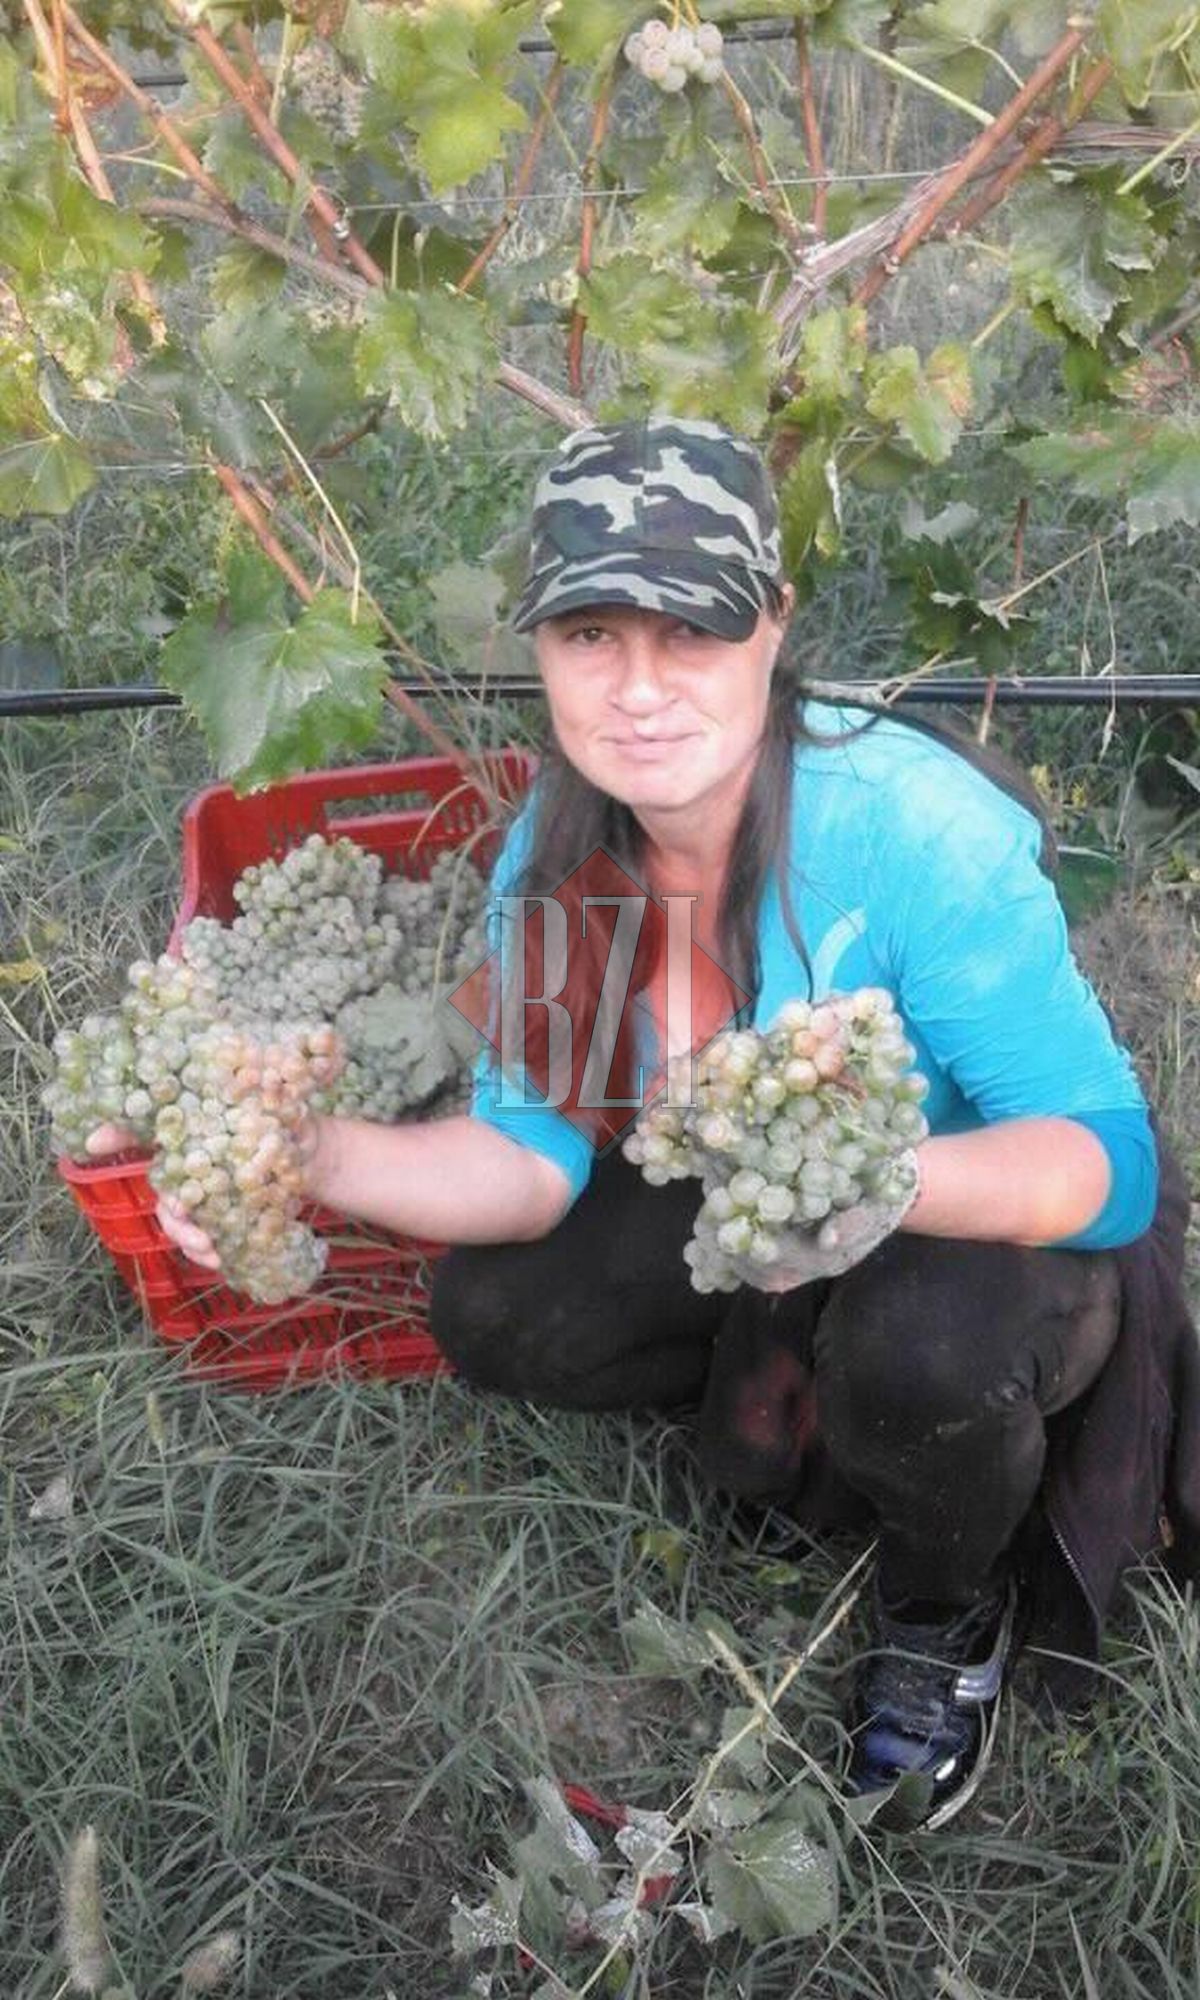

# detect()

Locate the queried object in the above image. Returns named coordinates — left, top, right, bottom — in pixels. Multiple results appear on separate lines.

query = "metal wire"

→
left=5, top=675, right=1200, bottom=721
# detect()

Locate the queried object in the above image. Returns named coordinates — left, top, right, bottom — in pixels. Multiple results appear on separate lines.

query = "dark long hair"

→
left=503, top=665, right=1057, bottom=1147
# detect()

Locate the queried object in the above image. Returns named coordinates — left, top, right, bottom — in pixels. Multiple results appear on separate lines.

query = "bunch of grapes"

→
left=322, top=982, right=460, bottom=1121
left=45, top=835, right=489, bottom=1303
left=623, top=16, right=725, bottom=90
left=287, top=39, right=366, bottom=144
left=622, top=990, right=929, bottom=1293
left=150, top=1021, right=341, bottom=1304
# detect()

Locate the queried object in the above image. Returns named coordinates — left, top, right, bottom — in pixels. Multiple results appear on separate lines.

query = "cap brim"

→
left=511, top=551, right=769, bottom=641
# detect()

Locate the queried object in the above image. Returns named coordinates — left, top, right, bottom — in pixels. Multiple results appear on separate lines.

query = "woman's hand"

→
left=746, top=1150, right=922, bottom=1293
left=84, top=1122, right=223, bottom=1272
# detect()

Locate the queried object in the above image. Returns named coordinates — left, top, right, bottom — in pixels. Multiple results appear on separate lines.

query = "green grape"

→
left=621, top=984, right=930, bottom=1293
left=47, top=832, right=492, bottom=1301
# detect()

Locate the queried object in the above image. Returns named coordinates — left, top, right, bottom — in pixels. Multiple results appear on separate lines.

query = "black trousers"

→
left=429, top=1148, right=1123, bottom=1608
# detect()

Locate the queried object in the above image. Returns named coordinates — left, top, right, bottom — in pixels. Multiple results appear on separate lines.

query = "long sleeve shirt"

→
left=469, top=697, right=1157, bottom=1250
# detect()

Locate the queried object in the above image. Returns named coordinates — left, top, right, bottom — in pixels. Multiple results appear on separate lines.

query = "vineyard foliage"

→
left=3, top=1, right=1200, bottom=785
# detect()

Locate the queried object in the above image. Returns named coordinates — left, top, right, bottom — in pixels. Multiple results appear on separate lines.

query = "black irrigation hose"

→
left=5, top=676, right=1200, bottom=720
left=128, top=23, right=801, bottom=89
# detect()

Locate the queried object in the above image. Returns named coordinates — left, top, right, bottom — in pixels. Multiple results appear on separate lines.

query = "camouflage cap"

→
left=511, top=417, right=784, bottom=640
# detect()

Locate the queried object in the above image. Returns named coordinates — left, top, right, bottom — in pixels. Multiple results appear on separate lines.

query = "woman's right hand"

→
left=84, top=1124, right=223, bottom=1272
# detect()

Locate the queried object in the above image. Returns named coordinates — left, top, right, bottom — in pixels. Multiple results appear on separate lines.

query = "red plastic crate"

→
left=58, top=752, right=537, bottom=1389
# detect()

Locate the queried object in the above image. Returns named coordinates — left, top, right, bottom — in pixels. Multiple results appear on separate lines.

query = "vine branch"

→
left=794, top=23, right=829, bottom=243
left=63, top=7, right=257, bottom=219
left=853, top=25, right=1087, bottom=305
left=720, top=68, right=805, bottom=251
left=24, top=0, right=162, bottom=334
left=240, top=475, right=504, bottom=788
left=567, top=68, right=614, bottom=400
left=946, top=56, right=1115, bottom=243
left=164, top=0, right=389, bottom=292
left=456, top=60, right=563, bottom=297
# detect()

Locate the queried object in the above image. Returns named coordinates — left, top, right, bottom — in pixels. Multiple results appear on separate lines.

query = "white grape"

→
left=621, top=984, right=929, bottom=1293
left=47, top=836, right=491, bottom=1304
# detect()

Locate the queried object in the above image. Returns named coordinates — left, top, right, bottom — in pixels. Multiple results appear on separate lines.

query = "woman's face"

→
left=532, top=598, right=790, bottom=826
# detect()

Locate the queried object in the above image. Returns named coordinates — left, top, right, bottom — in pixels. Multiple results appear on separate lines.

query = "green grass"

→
left=5, top=441, right=1200, bottom=1999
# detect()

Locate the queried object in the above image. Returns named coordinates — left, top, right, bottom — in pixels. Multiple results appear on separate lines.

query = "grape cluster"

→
left=150, top=1021, right=341, bottom=1304
left=287, top=39, right=366, bottom=144
left=622, top=990, right=929, bottom=1293
left=624, top=17, right=725, bottom=91
left=45, top=835, right=489, bottom=1304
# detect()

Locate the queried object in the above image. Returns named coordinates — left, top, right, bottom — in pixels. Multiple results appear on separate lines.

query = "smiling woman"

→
left=85, top=416, right=1200, bottom=1835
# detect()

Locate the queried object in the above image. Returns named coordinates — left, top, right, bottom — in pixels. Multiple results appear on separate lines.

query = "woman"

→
left=101, top=418, right=1200, bottom=1831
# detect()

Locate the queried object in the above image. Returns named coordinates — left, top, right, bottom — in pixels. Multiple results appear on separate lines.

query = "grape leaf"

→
left=864, top=343, right=972, bottom=462
left=202, top=108, right=288, bottom=203
left=900, top=0, right=1070, bottom=61
left=203, top=303, right=301, bottom=398
left=426, top=560, right=533, bottom=676
left=1097, top=0, right=1200, bottom=107
left=1008, top=176, right=1160, bottom=342
left=705, top=1802, right=836, bottom=1944
left=0, top=432, right=95, bottom=517
left=578, top=253, right=699, bottom=348
left=160, top=556, right=388, bottom=792
left=778, top=304, right=869, bottom=429
left=580, top=255, right=777, bottom=431
left=621, top=1597, right=724, bottom=1675
left=545, top=0, right=649, bottom=64
left=1011, top=412, right=1200, bottom=541
left=0, top=152, right=157, bottom=288
left=813, top=0, right=904, bottom=46
left=778, top=440, right=842, bottom=571
left=211, top=244, right=286, bottom=312
left=351, top=0, right=532, bottom=189
left=631, top=152, right=741, bottom=261
left=354, top=287, right=496, bottom=439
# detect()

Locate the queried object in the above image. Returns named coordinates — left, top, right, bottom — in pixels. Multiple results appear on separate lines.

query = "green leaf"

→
left=900, top=497, right=979, bottom=543
left=355, top=287, right=496, bottom=439
left=160, top=556, right=388, bottom=792
left=211, top=244, right=287, bottom=312
left=631, top=153, right=741, bottom=262
left=512, top=1777, right=606, bottom=1911
left=812, top=0, right=894, bottom=46
left=202, top=108, right=287, bottom=204
left=778, top=304, right=869, bottom=431
left=901, top=0, right=1070, bottom=62
left=412, top=74, right=529, bottom=190
left=0, top=433, right=96, bottom=518
left=706, top=1800, right=836, bottom=1944
left=1097, top=0, right=1200, bottom=107
left=778, top=439, right=842, bottom=571
left=140, top=343, right=269, bottom=468
left=1011, top=412, right=1200, bottom=540
left=449, top=1871, right=523, bottom=1954
left=621, top=1597, right=723, bottom=1675
left=426, top=560, right=533, bottom=675
left=352, top=0, right=532, bottom=189
left=581, top=255, right=777, bottom=431
left=865, top=342, right=972, bottom=462
left=203, top=303, right=301, bottom=397
left=1009, top=176, right=1161, bottom=343
left=545, top=0, right=648, bottom=64
left=578, top=253, right=699, bottom=350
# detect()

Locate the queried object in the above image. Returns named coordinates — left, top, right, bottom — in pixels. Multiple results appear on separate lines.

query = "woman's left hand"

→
left=743, top=1150, right=921, bottom=1292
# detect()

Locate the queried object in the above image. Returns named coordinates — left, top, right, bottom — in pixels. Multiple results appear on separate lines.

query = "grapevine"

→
left=44, top=836, right=488, bottom=1304
left=622, top=991, right=929, bottom=1293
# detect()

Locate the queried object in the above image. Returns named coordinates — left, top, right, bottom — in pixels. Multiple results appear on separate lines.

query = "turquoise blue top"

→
left=470, top=698, right=1157, bottom=1250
